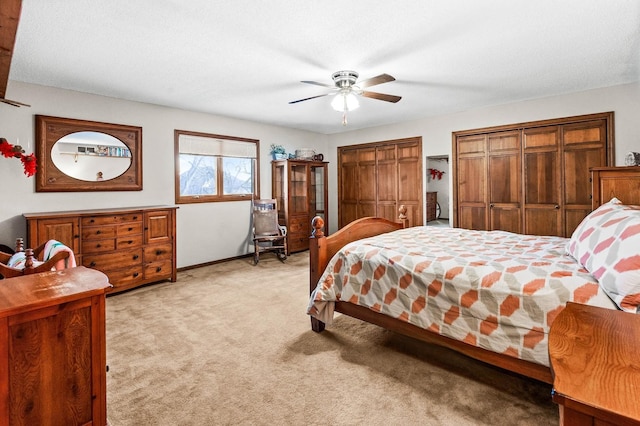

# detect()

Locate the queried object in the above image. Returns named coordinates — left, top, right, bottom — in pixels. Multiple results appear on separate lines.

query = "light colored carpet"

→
left=106, top=252, right=558, bottom=425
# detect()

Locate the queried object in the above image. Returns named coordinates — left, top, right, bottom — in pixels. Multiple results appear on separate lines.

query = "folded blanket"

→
left=7, top=251, right=44, bottom=269
left=42, top=240, right=77, bottom=270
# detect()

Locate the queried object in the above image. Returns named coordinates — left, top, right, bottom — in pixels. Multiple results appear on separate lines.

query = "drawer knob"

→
left=156, top=266, right=162, bottom=272
left=133, top=272, right=139, bottom=278
left=156, top=250, right=163, bottom=255
left=96, top=230, right=101, bottom=234
left=128, top=227, right=133, bottom=231
left=133, top=216, right=138, bottom=220
left=96, top=244, right=101, bottom=248
left=133, top=254, right=139, bottom=260
left=90, top=261, right=96, bottom=267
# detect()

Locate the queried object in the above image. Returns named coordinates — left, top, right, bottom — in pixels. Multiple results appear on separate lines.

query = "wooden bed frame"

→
left=309, top=166, right=640, bottom=385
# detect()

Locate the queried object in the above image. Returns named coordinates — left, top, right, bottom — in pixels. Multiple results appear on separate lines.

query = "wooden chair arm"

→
left=0, top=251, right=12, bottom=264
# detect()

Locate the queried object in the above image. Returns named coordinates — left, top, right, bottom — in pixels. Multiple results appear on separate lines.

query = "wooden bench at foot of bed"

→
left=308, top=210, right=553, bottom=384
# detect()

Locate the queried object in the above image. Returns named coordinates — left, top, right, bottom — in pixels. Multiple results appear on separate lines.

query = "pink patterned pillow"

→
left=567, top=201, right=640, bottom=312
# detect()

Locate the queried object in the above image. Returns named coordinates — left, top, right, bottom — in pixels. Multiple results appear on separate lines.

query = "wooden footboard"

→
left=308, top=210, right=553, bottom=384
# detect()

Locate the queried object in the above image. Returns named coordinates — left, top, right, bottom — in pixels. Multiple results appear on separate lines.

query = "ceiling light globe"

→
left=331, top=92, right=360, bottom=112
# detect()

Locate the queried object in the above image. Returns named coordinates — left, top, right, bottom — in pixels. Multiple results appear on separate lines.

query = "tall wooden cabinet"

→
left=24, top=206, right=177, bottom=293
left=338, top=137, right=423, bottom=228
left=0, top=267, right=110, bottom=425
left=272, top=160, right=328, bottom=253
left=453, top=112, right=614, bottom=237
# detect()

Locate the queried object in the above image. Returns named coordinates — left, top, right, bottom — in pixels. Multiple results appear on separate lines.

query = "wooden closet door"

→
left=397, top=142, right=422, bottom=227
left=523, top=126, right=562, bottom=236
left=456, top=134, right=488, bottom=230
left=562, top=119, right=608, bottom=236
left=338, top=149, right=359, bottom=226
left=488, top=131, right=521, bottom=233
left=376, top=145, right=398, bottom=222
left=338, top=138, right=422, bottom=228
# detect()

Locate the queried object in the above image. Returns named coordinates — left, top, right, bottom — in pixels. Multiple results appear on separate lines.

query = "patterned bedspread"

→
left=308, top=227, right=618, bottom=366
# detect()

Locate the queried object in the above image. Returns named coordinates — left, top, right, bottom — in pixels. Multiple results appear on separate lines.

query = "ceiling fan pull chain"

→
left=342, top=111, right=348, bottom=126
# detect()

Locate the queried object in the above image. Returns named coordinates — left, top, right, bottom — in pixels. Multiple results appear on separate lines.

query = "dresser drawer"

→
left=83, top=248, right=143, bottom=272
left=143, top=243, right=173, bottom=262
left=107, top=267, right=144, bottom=289
left=117, top=234, right=143, bottom=249
left=81, top=214, right=142, bottom=227
left=119, top=222, right=143, bottom=236
left=82, top=226, right=116, bottom=240
left=82, top=238, right=116, bottom=254
left=144, top=260, right=173, bottom=281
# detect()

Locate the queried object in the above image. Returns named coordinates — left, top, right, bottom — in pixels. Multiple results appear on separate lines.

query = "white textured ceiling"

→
left=9, top=0, right=640, bottom=134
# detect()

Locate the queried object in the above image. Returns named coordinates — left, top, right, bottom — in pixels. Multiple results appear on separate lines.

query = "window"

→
left=175, top=130, right=259, bottom=203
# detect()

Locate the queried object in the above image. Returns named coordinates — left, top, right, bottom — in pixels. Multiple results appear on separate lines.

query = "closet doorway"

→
left=426, top=155, right=450, bottom=226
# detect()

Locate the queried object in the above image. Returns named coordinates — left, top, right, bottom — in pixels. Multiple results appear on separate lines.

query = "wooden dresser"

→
left=0, top=267, right=110, bottom=425
left=24, top=206, right=177, bottom=293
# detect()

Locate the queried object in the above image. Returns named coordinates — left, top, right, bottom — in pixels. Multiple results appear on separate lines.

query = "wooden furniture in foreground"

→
left=0, top=267, right=111, bottom=425
left=549, top=302, right=640, bottom=426
left=0, top=238, right=71, bottom=278
left=453, top=112, right=614, bottom=237
left=24, top=206, right=177, bottom=293
left=309, top=166, right=640, bottom=385
left=272, top=159, right=328, bottom=253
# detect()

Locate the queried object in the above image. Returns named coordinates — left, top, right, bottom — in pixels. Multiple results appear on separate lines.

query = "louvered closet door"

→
left=523, top=126, right=562, bottom=236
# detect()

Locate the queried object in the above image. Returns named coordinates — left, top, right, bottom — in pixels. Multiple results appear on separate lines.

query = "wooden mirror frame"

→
left=35, top=115, right=142, bottom=192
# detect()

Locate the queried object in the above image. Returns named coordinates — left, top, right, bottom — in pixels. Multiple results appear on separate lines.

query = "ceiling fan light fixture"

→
left=331, top=91, right=359, bottom=112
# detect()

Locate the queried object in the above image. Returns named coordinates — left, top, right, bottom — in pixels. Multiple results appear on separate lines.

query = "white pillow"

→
left=567, top=200, right=640, bottom=312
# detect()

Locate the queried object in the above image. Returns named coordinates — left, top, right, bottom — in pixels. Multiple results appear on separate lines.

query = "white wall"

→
left=0, top=81, right=327, bottom=268
left=2, top=81, right=638, bottom=266
left=326, top=82, right=640, bottom=232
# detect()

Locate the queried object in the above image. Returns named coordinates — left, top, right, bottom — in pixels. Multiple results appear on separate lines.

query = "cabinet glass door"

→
left=273, top=163, right=285, bottom=223
left=310, top=164, right=326, bottom=227
left=290, top=163, right=308, bottom=214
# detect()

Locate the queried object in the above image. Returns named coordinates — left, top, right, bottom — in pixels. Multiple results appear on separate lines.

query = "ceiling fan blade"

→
left=300, top=80, right=335, bottom=89
left=0, top=97, right=30, bottom=107
left=358, top=73, right=395, bottom=89
left=289, top=93, right=330, bottom=104
left=360, top=91, right=401, bottom=103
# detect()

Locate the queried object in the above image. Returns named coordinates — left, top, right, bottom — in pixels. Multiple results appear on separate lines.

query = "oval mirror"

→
left=51, top=131, right=132, bottom=182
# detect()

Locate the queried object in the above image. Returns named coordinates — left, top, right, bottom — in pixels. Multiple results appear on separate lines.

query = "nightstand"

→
left=549, top=302, right=640, bottom=426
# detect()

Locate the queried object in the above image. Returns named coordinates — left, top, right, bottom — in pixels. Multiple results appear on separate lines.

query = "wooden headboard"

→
left=591, top=166, right=640, bottom=208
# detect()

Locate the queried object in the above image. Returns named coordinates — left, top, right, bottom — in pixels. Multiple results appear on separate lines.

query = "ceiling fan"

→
left=289, top=70, right=401, bottom=125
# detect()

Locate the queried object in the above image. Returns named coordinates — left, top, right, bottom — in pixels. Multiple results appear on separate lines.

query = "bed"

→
left=308, top=166, right=640, bottom=384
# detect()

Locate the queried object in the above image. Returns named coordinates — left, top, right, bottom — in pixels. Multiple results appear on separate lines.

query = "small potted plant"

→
left=270, top=144, right=287, bottom=160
